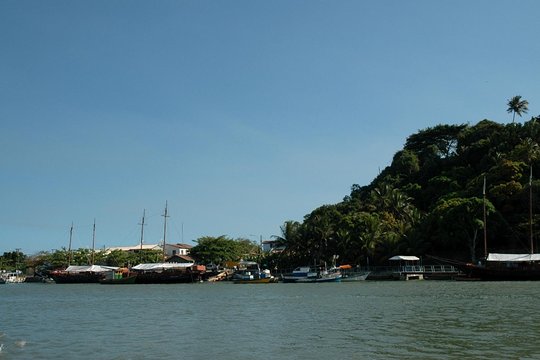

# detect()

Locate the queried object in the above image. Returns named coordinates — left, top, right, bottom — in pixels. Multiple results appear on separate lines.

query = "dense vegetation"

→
left=270, top=112, right=540, bottom=268
left=0, top=248, right=165, bottom=274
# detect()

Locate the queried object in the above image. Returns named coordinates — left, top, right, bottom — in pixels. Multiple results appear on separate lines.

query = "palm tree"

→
left=272, top=220, right=301, bottom=255
left=507, top=95, right=529, bottom=123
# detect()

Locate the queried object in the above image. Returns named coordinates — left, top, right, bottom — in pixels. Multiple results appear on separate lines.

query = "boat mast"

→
left=162, top=202, right=169, bottom=261
left=530, top=166, right=534, bottom=254
left=139, top=209, right=146, bottom=263
left=483, top=175, right=488, bottom=259
left=91, top=219, right=96, bottom=265
left=68, top=222, right=73, bottom=266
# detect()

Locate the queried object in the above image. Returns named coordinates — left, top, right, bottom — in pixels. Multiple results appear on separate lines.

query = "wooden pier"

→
left=393, top=265, right=459, bottom=280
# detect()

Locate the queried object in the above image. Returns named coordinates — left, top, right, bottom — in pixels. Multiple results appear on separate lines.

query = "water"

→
left=1, top=281, right=540, bottom=359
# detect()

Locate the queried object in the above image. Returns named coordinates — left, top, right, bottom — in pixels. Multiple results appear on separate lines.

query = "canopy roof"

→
left=487, top=253, right=540, bottom=262
left=132, top=262, right=194, bottom=271
left=389, top=255, right=420, bottom=261
left=65, top=265, right=118, bottom=273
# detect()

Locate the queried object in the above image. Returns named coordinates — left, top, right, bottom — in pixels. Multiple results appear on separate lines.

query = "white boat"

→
left=1, top=270, right=25, bottom=283
left=282, top=266, right=342, bottom=283
left=338, top=264, right=370, bottom=281
left=232, top=261, right=277, bottom=283
left=341, top=272, right=370, bottom=281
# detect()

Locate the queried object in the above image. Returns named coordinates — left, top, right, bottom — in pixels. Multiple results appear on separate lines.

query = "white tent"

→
left=65, top=265, right=118, bottom=273
left=389, top=255, right=420, bottom=261
left=132, top=262, right=194, bottom=271
left=487, top=253, right=540, bottom=262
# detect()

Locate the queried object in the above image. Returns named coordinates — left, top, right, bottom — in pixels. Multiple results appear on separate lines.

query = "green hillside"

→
left=274, top=109, right=540, bottom=267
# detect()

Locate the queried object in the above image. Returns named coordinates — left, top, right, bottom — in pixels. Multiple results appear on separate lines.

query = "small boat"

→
left=282, top=266, right=342, bottom=283
left=99, top=268, right=137, bottom=284
left=232, top=261, right=277, bottom=284
left=2, top=271, right=26, bottom=283
left=338, top=264, right=370, bottom=281
left=341, top=272, right=370, bottom=281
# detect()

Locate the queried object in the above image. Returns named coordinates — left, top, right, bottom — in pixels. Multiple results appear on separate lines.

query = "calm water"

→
left=1, top=281, right=540, bottom=359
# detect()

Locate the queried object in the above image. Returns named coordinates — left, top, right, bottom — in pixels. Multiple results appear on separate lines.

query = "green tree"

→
left=507, top=95, right=529, bottom=123
left=190, top=236, right=250, bottom=265
left=429, top=197, right=495, bottom=261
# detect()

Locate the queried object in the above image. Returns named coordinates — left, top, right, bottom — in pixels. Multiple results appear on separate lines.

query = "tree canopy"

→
left=273, top=103, right=540, bottom=266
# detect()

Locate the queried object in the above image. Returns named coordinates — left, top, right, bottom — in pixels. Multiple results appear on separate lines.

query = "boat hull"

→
left=134, top=269, right=203, bottom=284
left=100, top=275, right=137, bottom=285
left=341, top=272, right=370, bottom=281
left=49, top=272, right=106, bottom=284
left=459, top=263, right=540, bottom=281
left=282, top=274, right=342, bottom=283
left=233, top=277, right=277, bottom=284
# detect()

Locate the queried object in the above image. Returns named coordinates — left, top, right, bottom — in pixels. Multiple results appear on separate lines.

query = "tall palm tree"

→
left=507, top=95, right=529, bottom=123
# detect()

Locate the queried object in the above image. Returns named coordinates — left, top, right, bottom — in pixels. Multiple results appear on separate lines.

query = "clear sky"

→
left=1, top=1, right=539, bottom=254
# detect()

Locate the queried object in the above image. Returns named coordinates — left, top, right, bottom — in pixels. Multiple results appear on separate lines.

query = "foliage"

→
left=0, top=251, right=26, bottom=271
left=189, top=236, right=260, bottom=265
left=275, top=101, right=540, bottom=264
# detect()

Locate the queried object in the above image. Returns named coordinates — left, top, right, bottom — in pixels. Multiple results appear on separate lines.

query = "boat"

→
left=448, top=171, right=540, bottom=280
left=281, top=266, right=342, bottom=283
left=49, top=220, right=118, bottom=283
left=132, top=262, right=205, bottom=283
left=1, top=270, right=25, bottom=283
left=455, top=254, right=540, bottom=281
left=49, top=265, right=118, bottom=283
left=129, top=203, right=206, bottom=284
left=99, top=268, right=137, bottom=284
left=338, top=264, right=370, bottom=281
left=232, top=261, right=277, bottom=284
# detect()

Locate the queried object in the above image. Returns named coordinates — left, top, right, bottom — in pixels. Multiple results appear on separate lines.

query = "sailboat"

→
left=50, top=220, right=118, bottom=284
left=457, top=170, right=540, bottom=280
left=131, top=202, right=206, bottom=283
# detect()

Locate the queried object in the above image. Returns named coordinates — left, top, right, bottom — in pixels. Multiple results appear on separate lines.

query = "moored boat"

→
left=1, top=271, right=25, bottom=284
left=338, top=264, right=370, bottom=281
left=49, top=265, right=118, bottom=284
left=456, top=253, right=540, bottom=281
left=99, top=268, right=137, bottom=284
left=232, top=261, right=277, bottom=284
left=282, top=266, right=342, bottom=283
left=132, top=262, right=206, bottom=284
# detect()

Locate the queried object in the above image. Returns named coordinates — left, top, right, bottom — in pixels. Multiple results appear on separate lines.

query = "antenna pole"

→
left=92, top=219, right=96, bottom=265
left=162, top=202, right=169, bottom=260
left=530, top=166, right=534, bottom=254
left=68, top=222, right=73, bottom=266
left=483, top=176, right=488, bottom=259
left=139, top=209, right=146, bottom=263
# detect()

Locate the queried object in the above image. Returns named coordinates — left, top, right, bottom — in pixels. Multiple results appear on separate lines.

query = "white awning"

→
left=389, top=255, right=420, bottom=261
left=65, top=265, right=118, bottom=273
left=132, top=262, right=194, bottom=271
left=487, top=253, right=540, bottom=262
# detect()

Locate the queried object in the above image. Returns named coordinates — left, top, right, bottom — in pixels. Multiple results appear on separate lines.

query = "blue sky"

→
left=1, top=1, right=539, bottom=254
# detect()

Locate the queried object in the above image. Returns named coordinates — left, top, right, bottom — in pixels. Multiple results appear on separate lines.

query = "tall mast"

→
left=68, top=222, right=73, bottom=266
left=139, top=209, right=146, bottom=263
left=162, top=202, right=169, bottom=261
left=530, top=166, right=534, bottom=254
left=91, top=219, right=96, bottom=265
left=483, top=175, right=488, bottom=259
